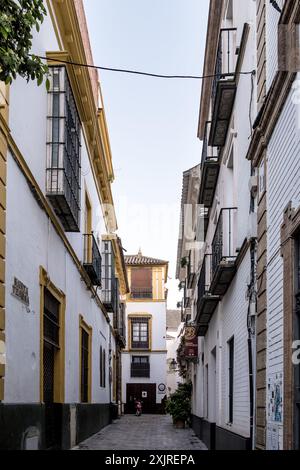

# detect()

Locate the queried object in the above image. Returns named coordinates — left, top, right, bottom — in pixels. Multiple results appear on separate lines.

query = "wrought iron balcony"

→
left=183, top=281, right=191, bottom=308
left=199, top=121, right=220, bottom=208
left=210, top=208, right=237, bottom=296
left=131, top=362, right=150, bottom=378
left=187, top=251, right=195, bottom=289
left=209, top=28, right=238, bottom=147
left=130, top=287, right=153, bottom=299
left=196, top=255, right=220, bottom=337
left=83, top=233, right=102, bottom=286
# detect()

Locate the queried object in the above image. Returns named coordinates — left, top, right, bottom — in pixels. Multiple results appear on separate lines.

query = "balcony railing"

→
left=83, top=233, right=102, bottom=286
left=196, top=255, right=220, bottom=336
left=210, top=208, right=237, bottom=296
left=198, top=255, right=211, bottom=301
left=199, top=121, right=220, bottom=208
left=130, top=287, right=153, bottom=299
left=201, top=121, right=219, bottom=165
left=209, top=28, right=238, bottom=147
left=212, top=28, right=237, bottom=105
left=131, top=363, right=150, bottom=378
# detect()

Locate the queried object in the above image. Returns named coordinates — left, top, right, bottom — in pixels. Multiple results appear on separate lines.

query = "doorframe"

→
left=39, top=266, right=66, bottom=403
left=79, top=315, right=92, bottom=403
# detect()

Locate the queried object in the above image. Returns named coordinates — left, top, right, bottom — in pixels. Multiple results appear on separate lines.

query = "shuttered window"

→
left=131, top=268, right=152, bottom=299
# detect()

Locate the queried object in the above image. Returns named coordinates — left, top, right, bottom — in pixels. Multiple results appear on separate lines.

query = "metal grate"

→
left=131, top=356, right=150, bottom=378
left=211, top=208, right=237, bottom=280
left=46, top=66, right=81, bottom=232
left=83, top=233, right=102, bottom=286
left=211, top=28, right=237, bottom=108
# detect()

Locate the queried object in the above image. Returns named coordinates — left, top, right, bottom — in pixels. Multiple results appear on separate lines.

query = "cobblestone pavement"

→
left=75, top=415, right=207, bottom=450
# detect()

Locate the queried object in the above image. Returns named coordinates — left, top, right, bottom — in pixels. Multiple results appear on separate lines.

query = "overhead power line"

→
left=33, top=54, right=255, bottom=80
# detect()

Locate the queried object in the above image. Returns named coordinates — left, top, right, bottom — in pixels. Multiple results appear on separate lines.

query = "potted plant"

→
left=166, top=382, right=192, bottom=429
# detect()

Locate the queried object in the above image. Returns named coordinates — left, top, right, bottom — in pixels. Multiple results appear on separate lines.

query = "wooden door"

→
left=126, top=383, right=156, bottom=414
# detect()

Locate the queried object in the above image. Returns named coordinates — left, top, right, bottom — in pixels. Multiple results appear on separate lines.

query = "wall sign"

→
left=12, top=277, right=29, bottom=306
left=158, top=383, right=166, bottom=394
left=184, top=327, right=198, bottom=360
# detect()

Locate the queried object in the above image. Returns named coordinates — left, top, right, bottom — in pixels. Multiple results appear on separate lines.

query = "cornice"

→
left=47, top=0, right=117, bottom=233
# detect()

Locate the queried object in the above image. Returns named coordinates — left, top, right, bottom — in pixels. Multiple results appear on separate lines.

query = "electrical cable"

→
left=32, top=54, right=255, bottom=81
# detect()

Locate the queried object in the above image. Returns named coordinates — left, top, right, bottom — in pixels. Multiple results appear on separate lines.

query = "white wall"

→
left=266, top=80, right=300, bottom=449
left=5, top=4, right=112, bottom=406
left=266, top=0, right=285, bottom=91
left=5, top=154, right=112, bottom=405
left=166, top=325, right=184, bottom=395
left=122, top=300, right=167, bottom=404
left=122, top=353, right=167, bottom=405
left=191, top=0, right=256, bottom=441
left=125, top=301, right=167, bottom=351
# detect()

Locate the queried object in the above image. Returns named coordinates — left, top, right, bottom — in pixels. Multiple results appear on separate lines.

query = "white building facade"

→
left=166, top=310, right=184, bottom=395
left=177, top=0, right=258, bottom=450
left=0, top=0, right=128, bottom=450
left=246, top=0, right=300, bottom=451
left=122, top=252, right=168, bottom=414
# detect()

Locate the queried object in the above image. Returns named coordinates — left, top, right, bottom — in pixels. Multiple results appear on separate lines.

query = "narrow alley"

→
left=74, top=415, right=207, bottom=451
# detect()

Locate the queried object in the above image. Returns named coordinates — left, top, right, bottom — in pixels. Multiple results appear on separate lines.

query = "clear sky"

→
left=84, top=0, right=209, bottom=308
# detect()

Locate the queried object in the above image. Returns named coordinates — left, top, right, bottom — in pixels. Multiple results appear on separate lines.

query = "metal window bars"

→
left=211, top=28, right=238, bottom=108
left=211, top=208, right=238, bottom=280
left=83, top=233, right=102, bottom=287
left=46, top=66, right=81, bottom=232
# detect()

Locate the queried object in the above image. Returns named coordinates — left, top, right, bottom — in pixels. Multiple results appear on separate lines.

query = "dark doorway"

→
left=126, top=384, right=157, bottom=414
left=43, top=289, right=62, bottom=449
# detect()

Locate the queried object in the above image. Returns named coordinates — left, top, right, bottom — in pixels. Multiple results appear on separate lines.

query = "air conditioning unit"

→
left=249, top=175, right=258, bottom=198
left=248, top=212, right=257, bottom=238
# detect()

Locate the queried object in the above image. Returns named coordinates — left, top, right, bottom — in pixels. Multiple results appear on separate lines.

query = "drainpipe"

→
left=247, top=239, right=257, bottom=449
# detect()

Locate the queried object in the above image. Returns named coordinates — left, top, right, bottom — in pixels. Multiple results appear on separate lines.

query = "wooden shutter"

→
left=131, top=268, right=152, bottom=289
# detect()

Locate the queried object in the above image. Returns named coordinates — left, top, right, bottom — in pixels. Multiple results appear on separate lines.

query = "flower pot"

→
left=173, top=419, right=185, bottom=429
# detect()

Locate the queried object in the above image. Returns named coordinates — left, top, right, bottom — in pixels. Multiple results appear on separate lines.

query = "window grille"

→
left=46, top=66, right=81, bottom=232
left=131, top=356, right=150, bottom=378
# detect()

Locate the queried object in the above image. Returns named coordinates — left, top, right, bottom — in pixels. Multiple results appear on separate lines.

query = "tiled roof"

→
left=125, top=249, right=168, bottom=266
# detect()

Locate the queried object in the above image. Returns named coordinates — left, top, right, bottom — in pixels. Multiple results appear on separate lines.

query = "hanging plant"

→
left=180, top=257, right=188, bottom=268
